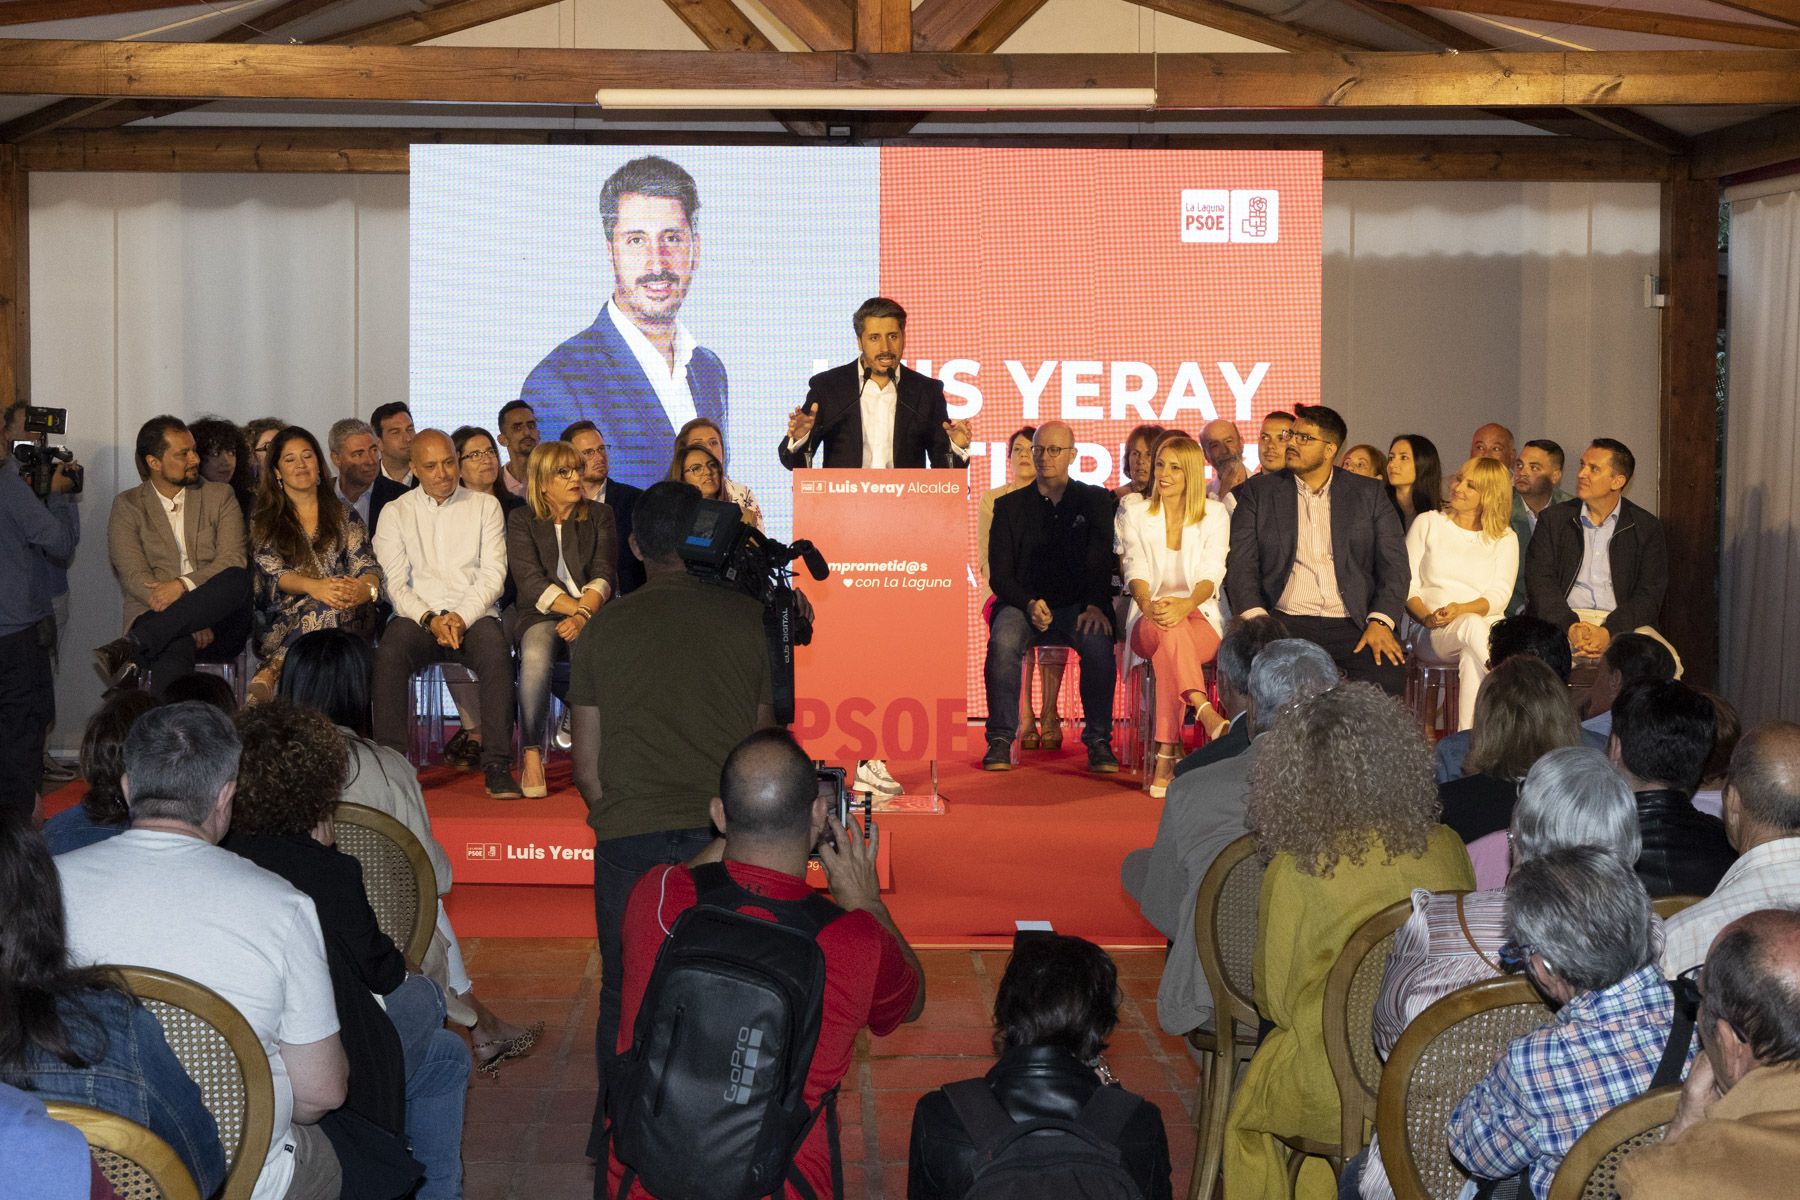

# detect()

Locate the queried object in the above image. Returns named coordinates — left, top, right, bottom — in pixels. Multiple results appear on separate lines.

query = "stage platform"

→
left=43, top=739, right=1169, bottom=950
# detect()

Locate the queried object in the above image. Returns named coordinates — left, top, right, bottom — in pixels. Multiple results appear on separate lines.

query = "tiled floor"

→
left=458, top=938, right=1202, bottom=1200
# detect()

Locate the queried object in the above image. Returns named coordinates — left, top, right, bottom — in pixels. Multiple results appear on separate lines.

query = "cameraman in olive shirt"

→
left=568, top=480, right=775, bottom=1156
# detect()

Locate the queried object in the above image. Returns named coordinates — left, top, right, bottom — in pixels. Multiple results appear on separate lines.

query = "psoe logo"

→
left=465, top=842, right=500, bottom=861
left=1230, top=190, right=1280, bottom=243
left=1180, top=189, right=1229, bottom=243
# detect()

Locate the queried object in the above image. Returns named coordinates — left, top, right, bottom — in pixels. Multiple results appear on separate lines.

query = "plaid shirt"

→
left=1447, top=965, right=1682, bottom=1199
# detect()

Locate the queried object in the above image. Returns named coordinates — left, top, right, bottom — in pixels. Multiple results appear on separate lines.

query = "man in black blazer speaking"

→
left=778, top=297, right=972, bottom=470
left=1225, top=404, right=1410, bottom=694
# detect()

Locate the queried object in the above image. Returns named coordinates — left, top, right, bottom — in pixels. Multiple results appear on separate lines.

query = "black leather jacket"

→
left=906, top=1045, right=1171, bottom=1200
left=1634, top=788, right=1737, bottom=898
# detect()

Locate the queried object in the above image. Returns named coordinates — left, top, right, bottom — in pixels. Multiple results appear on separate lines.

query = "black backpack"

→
left=610, top=861, right=845, bottom=1200
left=943, top=1078, right=1145, bottom=1200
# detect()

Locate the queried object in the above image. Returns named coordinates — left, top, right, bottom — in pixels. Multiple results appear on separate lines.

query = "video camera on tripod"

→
left=676, top=498, right=829, bottom=725
left=10, top=406, right=83, bottom=499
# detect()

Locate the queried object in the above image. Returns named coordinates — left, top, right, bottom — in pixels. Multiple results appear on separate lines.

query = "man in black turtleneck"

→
left=1610, top=678, right=1736, bottom=898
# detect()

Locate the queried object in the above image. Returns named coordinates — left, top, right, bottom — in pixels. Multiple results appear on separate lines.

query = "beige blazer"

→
left=107, top=479, right=247, bottom=631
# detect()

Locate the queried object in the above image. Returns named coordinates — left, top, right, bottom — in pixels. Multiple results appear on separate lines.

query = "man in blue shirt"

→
left=0, top=402, right=81, bottom=821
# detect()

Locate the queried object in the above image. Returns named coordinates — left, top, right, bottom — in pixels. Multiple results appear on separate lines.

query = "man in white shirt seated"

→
left=370, top=429, right=522, bottom=798
left=56, top=701, right=349, bottom=1200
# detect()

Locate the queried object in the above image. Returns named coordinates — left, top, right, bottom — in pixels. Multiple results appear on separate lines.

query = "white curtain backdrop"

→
left=1721, top=175, right=1800, bottom=724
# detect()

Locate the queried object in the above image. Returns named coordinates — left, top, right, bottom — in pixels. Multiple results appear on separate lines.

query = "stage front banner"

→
left=793, top=469, right=973, bottom=765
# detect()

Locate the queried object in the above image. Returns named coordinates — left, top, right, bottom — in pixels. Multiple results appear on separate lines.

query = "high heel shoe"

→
left=1148, top=750, right=1181, bottom=799
left=1039, top=721, right=1064, bottom=752
left=1021, top=719, right=1041, bottom=751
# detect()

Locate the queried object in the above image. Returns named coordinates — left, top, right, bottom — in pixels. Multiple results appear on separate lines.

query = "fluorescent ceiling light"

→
left=594, top=88, right=1157, bottom=111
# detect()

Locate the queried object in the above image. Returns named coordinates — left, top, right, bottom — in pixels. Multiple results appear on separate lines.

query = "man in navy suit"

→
left=1225, top=404, right=1410, bottom=694
left=519, top=156, right=727, bottom=489
left=563, top=419, right=645, bottom=597
left=778, top=296, right=972, bottom=470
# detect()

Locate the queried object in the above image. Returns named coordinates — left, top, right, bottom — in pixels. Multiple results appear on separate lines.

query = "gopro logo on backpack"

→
left=724, top=1026, right=764, bottom=1104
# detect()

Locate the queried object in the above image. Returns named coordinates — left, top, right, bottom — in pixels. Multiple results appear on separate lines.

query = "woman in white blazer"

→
left=1404, top=456, right=1520, bottom=731
left=1116, top=434, right=1230, bottom=796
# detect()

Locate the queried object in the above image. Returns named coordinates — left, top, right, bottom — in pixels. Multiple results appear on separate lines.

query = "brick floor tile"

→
left=866, top=1025, right=998, bottom=1058
left=867, top=1057, right=990, bottom=1091
left=517, top=1160, right=595, bottom=1199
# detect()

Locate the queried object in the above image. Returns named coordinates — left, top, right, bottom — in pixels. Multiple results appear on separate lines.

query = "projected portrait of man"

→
left=517, top=155, right=728, bottom=489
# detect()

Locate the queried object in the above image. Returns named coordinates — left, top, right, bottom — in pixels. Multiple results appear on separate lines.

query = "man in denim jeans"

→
left=568, top=480, right=774, bottom=1161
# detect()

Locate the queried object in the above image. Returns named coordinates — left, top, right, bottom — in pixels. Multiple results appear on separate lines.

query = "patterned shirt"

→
left=1661, top=837, right=1800, bottom=975
left=1447, top=965, right=1681, bottom=1199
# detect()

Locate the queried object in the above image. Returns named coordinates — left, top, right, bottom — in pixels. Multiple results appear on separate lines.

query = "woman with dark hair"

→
left=249, top=425, right=381, bottom=701
left=278, top=629, right=541, bottom=1074
left=668, top=443, right=755, bottom=523
left=243, top=416, right=284, bottom=485
left=1384, top=434, right=1442, bottom=530
left=39, top=690, right=159, bottom=856
left=907, top=934, right=1171, bottom=1200
left=443, top=426, right=524, bottom=767
left=0, top=818, right=225, bottom=1196
left=507, top=440, right=617, bottom=798
left=188, top=416, right=256, bottom=518
left=1115, top=423, right=1165, bottom=499
left=674, top=417, right=762, bottom=530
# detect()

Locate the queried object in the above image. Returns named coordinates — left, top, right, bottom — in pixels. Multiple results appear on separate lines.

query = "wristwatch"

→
left=421, top=609, right=440, bottom=627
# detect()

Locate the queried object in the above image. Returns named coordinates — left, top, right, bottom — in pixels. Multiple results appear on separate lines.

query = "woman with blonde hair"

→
left=674, top=417, right=763, bottom=530
left=1115, top=434, right=1229, bottom=795
left=1223, top=683, right=1474, bottom=1200
left=1404, top=456, right=1520, bottom=730
left=507, top=440, right=618, bottom=798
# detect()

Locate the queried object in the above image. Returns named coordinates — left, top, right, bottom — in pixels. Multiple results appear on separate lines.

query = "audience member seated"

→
left=1125, top=638, right=1339, bottom=1037
left=1223, top=683, right=1474, bottom=1199
left=1448, top=847, right=1684, bottom=1199
left=0, top=1079, right=117, bottom=1200
left=1433, top=614, right=1581, bottom=783
left=1339, top=443, right=1386, bottom=480
left=226, top=701, right=469, bottom=1200
left=367, top=403, right=415, bottom=488
left=1468, top=421, right=1514, bottom=468
left=1255, top=411, right=1293, bottom=476
left=1116, top=434, right=1229, bottom=795
left=1508, top=439, right=1570, bottom=614
left=1354, top=748, right=1645, bottom=1200
left=1116, top=422, right=1164, bottom=499
left=1227, top=405, right=1409, bottom=696
left=1173, top=614, right=1288, bottom=778
left=604, top=729, right=924, bottom=1199
left=907, top=934, right=1172, bottom=1200
left=495, top=400, right=539, bottom=499
left=667, top=443, right=753, bottom=527
left=981, top=426, right=1069, bottom=751
left=95, top=415, right=252, bottom=695
left=507, top=440, right=617, bottom=798
left=159, top=670, right=236, bottom=713
left=0, top=817, right=225, bottom=1196
left=1579, top=630, right=1676, bottom=739
left=1438, top=657, right=1583, bottom=888
left=1662, top=721, right=1800, bottom=974
left=983, top=421, right=1121, bottom=774
left=1201, top=419, right=1248, bottom=500
left=40, top=690, right=158, bottom=856
left=1383, top=433, right=1441, bottom=532
left=249, top=426, right=382, bottom=702
left=189, top=415, right=256, bottom=521
left=244, top=417, right=285, bottom=487
left=1405, top=457, right=1519, bottom=731
left=1619, top=909, right=1800, bottom=1200
left=675, top=416, right=763, bottom=530
left=562, top=420, right=644, bottom=597
left=1689, top=688, right=1741, bottom=819
left=327, top=418, right=401, bottom=539
left=371, top=429, right=521, bottom=798
left=278, top=629, right=541, bottom=1074
left=55, top=702, right=348, bottom=1200
left=1609, top=679, right=1736, bottom=897
left=1523, top=437, right=1674, bottom=668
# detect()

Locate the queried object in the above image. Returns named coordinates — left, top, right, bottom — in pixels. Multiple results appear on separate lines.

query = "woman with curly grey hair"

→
left=1222, top=683, right=1474, bottom=1200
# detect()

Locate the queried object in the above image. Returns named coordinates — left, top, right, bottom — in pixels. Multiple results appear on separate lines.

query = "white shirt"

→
left=337, top=479, right=372, bottom=531
left=1661, top=838, right=1800, bottom=974
left=605, top=298, right=697, bottom=434
left=155, top=485, right=195, bottom=583
left=371, top=485, right=507, bottom=626
left=58, top=830, right=339, bottom=1200
left=1405, top=510, right=1519, bottom=616
left=859, top=370, right=900, bottom=469
left=379, top=462, right=413, bottom=487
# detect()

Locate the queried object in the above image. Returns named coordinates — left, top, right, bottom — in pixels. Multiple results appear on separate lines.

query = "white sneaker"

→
left=855, top=759, right=904, bottom=797
left=553, top=709, right=573, bottom=751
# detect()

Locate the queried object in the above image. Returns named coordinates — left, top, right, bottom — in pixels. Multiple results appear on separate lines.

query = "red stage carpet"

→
left=43, top=742, right=1169, bottom=950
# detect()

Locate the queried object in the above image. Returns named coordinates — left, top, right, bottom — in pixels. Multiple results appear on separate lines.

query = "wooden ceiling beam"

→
left=2, top=43, right=1799, bottom=108
left=0, top=0, right=192, bottom=25
left=911, top=0, right=1043, bottom=52
left=1566, top=107, right=1689, bottom=153
left=1704, top=0, right=1800, bottom=27
left=662, top=0, right=773, bottom=50
left=854, top=0, right=909, bottom=52
left=209, top=0, right=347, bottom=41
left=756, top=0, right=853, bottom=49
left=1692, top=105, right=1800, bottom=177
left=1126, top=0, right=1372, bottom=52
left=324, top=0, right=567, bottom=46
left=11, top=126, right=1676, bottom=180
left=949, top=0, right=1049, bottom=52
left=1389, top=0, right=1800, bottom=49
left=1335, top=0, right=1485, bottom=49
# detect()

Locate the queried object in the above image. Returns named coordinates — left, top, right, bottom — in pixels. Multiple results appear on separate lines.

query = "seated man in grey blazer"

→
left=96, top=415, right=251, bottom=695
left=1224, top=404, right=1410, bottom=695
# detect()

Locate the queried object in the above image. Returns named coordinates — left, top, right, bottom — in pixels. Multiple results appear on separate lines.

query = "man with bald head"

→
left=605, top=728, right=923, bottom=1199
left=984, top=420, right=1121, bottom=772
left=1619, top=908, right=1800, bottom=1199
left=1470, top=422, right=1515, bottom=467
left=1201, top=418, right=1248, bottom=501
left=1662, top=721, right=1800, bottom=974
left=370, top=428, right=521, bottom=797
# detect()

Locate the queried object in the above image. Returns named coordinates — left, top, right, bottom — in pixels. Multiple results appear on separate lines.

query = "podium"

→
left=791, top=470, right=975, bottom=789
